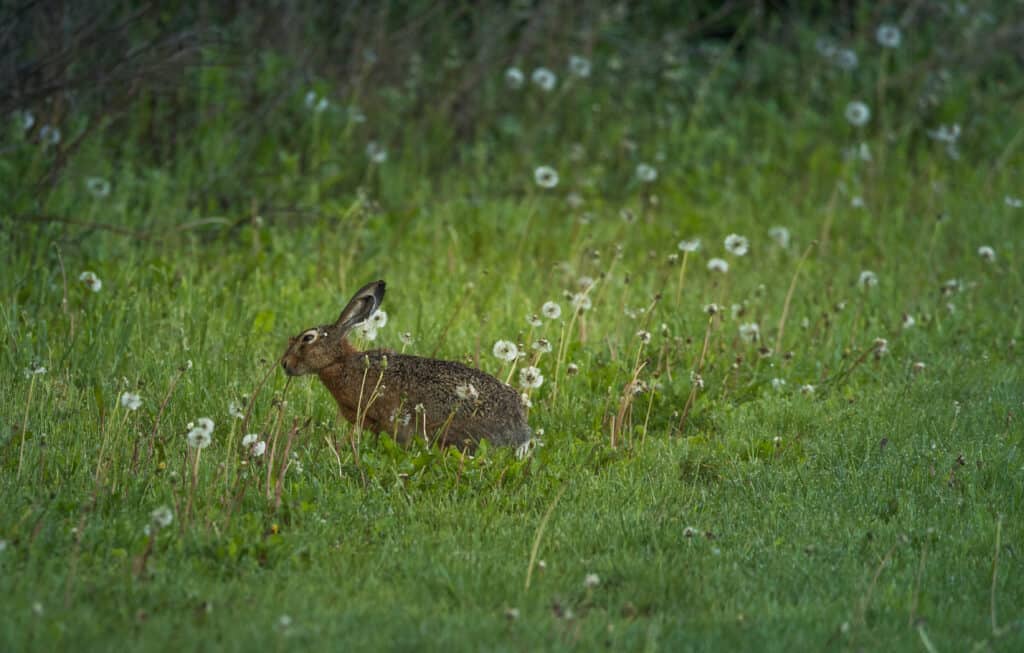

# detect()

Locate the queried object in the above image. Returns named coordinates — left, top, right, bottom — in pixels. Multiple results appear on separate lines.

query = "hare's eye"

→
left=301, top=332, right=317, bottom=344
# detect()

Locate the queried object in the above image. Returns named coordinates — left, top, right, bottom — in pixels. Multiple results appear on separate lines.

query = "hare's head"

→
left=281, top=280, right=386, bottom=376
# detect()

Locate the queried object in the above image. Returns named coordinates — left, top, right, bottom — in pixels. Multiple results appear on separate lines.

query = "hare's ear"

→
left=334, top=280, right=386, bottom=334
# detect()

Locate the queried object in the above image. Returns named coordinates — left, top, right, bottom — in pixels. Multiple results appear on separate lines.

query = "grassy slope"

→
left=2, top=11, right=1023, bottom=653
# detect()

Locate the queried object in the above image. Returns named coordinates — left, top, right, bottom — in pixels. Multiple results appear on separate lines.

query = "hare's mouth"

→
left=281, top=361, right=300, bottom=376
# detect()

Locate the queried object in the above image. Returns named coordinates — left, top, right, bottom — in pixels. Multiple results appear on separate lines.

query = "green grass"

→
left=2, top=5, right=1024, bottom=651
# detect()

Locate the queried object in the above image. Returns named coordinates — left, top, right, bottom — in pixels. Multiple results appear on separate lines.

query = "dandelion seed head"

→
left=707, top=258, right=729, bottom=273
left=800, top=384, right=816, bottom=395
left=845, top=101, right=871, bottom=127
left=541, top=301, right=562, bottom=319
left=532, top=338, right=552, bottom=353
left=568, top=55, right=591, bottom=78
left=530, top=67, right=557, bottom=92
left=678, top=238, right=701, bottom=252
left=492, top=340, right=519, bottom=362
left=504, top=66, right=525, bottom=89
left=902, top=313, right=916, bottom=329
left=977, top=245, right=995, bottom=262
left=769, top=226, right=791, bottom=248
left=724, top=234, right=749, bottom=256
left=365, top=141, right=388, bottom=164
left=120, top=392, right=142, bottom=411
left=636, top=330, right=651, bottom=344
left=534, top=165, right=559, bottom=189
left=519, top=366, right=543, bottom=389
left=858, top=270, right=879, bottom=289
left=566, top=362, right=579, bottom=376
left=399, top=332, right=414, bottom=345
left=1005, top=196, right=1023, bottom=208
left=738, top=322, right=760, bottom=343
left=876, top=24, right=902, bottom=48
left=571, top=293, right=592, bottom=312
left=229, top=401, right=245, bottom=419
left=771, top=378, right=786, bottom=391
left=583, top=573, right=600, bottom=589
left=367, top=309, right=388, bottom=329
left=834, top=49, right=858, bottom=71
left=635, top=163, right=658, bottom=183
left=526, top=313, right=543, bottom=328
left=78, top=271, right=102, bottom=293
left=150, top=505, right=173, bottom=529
left=85, top=177, right=111, bottom=198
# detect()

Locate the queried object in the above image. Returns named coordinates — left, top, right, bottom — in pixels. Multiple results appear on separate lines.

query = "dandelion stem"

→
left=673, top=250, right=690, bottom=307
left=677, top=315, right=714, bottom=435
left=16, top=373, right=38, bottom=481
left=775, top=240, right=817, bottom=356
left=524, top=484, right=567, bottom=592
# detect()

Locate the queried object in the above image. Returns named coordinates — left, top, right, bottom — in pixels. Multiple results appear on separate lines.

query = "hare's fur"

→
left=281, top=280, right=531, bottom=448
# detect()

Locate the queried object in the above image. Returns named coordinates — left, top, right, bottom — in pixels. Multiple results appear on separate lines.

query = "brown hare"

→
left=281, top=280, right=532, bottom=449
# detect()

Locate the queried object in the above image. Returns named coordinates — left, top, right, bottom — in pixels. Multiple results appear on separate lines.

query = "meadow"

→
left=1, top=3, right=1022, bottom=651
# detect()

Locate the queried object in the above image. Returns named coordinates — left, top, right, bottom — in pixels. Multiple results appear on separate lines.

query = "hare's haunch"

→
left=281, top=280, right=531, bottom=448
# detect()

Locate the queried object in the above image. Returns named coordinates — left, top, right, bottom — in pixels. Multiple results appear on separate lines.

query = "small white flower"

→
left=0, top=539, right=7, bottom=551
left=845, top=101, right=871, bottom=127
left=858, top=270, right=879, bottom=289
left=120, top=392, right=142, bottom=411
left=800, top=384, right=816, bottom=395
left=455, top=382, right=479, bottom=401
left=635, top=163, right=658, bottom=183
left=530, top=67, right=557, bottom=92
left=851, top=196, right=865, bottom=209
left=532, top=338, right=552, bottom=354
left=875, top=24, right=902, bottom=48
left=677, top=238, right=701, bottom=252
left=39, top=124, right=61, bottom=145
left=519, top=366, right=544, bottom=389
left=771, top=378, right=786, bottom=391
left=519, top=392, right=532, bottom=408
left=18, top=110, right=34, bottom=130
left=927, top=123, right=961, bottom=144
left=504, top=607, right=521, bottom=620
left=85, top=177, right=111, bottom=198
left=707, top=257, right=729, bottom=273
left=568, top=55, right=591, bottom=78
left=150, top=506, right=174, bottom=529
left=834, top=48, right=858, bottom=71
left=738, top=323, right=760, bottom=343
left=571, top=293, right=592, bottom=312
left=724, top=234, right=749, bottom=256
left=504, top=66, right=525, bottom=89
left=977, top=245, right=995, bottom=262
left=492, top=340, right=519, bottom=362
left=79, top=271, right=102, bottom=293
left=534, top=165, right=559, bottom=189
left=902, top=313, right=916, bottom=329
left=229, top=401, right=245, bottom=419
left=1005, top=196, right=1023, bottom=208
left=541, top=301, right=562, bottom=320
left=314, top=97, right=329, bottom=113
left=304, top=90, right=319, bottom=109
left=365, top=141, right=388, bottom=164
left=583, top=573, right=600, bottom=589
left=278, top=614, right=293, bottom=629
left=768, top=226, right=791, bottom=248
